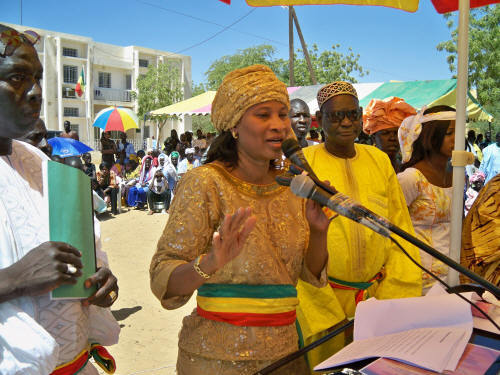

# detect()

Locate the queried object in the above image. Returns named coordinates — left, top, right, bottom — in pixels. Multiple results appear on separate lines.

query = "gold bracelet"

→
left=194, top=254, right=211, bottom=279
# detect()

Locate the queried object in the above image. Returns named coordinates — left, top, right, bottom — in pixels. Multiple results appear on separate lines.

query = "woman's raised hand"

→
left=203, top=207, right=256, bottom=274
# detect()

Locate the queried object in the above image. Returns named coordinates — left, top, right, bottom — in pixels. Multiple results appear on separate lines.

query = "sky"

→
left=1, top=0, right=458, bottom=86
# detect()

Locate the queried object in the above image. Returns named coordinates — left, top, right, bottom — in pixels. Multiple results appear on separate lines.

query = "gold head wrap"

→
left=362, top=97, right=416, bottom=135
left=317, top=81, right=358, bottom=109
left=211, top=64, right=290, bottom=132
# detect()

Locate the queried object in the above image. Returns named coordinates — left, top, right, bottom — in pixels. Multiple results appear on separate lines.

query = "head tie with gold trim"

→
left=211, top=64, right=289, bottom=133
left=317, top=81, right=358, bottom=109
left=398, top=106, right=456, bottom=163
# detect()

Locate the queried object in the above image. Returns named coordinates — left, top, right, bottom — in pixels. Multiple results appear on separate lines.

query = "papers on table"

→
left=314, top=291, right=473, bottom=373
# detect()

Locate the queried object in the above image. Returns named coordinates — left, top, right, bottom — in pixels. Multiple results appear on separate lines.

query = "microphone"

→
left=290, top=174, right=390, bottom=238
left=281, top=138, right=320, bottom=181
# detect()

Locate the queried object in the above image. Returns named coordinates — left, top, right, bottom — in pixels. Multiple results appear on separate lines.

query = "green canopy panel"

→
left=359, top=79, right=493, bottom=122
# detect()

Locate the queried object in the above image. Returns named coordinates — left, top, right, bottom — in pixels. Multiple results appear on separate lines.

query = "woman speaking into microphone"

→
left=149, top=65, right=329, bottom=375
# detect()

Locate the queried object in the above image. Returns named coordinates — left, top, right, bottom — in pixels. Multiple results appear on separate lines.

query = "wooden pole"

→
left=291, top=7, right=317, bottom=85
left=288, top=6, right=294, bottom=86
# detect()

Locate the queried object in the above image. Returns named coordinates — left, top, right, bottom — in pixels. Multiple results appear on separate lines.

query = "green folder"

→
left=43, top=160, right=97, bottom=299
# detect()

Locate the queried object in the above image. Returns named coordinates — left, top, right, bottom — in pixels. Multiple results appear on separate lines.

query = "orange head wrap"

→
left=362, top=97, right=416, bottom=135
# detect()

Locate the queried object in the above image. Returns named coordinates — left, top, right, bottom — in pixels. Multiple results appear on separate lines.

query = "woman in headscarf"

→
left=397, top=105, right=456, bottom=293
left=126, top=155, right=155, bottom=209
left=149, top=65, right=329, bottom=375
left=363, top=97, right=416, bottom=172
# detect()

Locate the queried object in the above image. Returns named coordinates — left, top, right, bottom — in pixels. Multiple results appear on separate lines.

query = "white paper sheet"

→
left=314, top=289, right=474, bottom=373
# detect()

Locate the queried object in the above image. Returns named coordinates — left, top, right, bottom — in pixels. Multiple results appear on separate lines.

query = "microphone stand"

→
left=360, top=214, right=500, bottom=299
left=285, top=165, right=500, bottom=299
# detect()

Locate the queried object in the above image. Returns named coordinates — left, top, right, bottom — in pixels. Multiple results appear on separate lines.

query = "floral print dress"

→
left=397, top=167, right=453, bottom=292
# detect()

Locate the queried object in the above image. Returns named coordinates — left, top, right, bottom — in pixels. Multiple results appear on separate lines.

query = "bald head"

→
left=289, top=99, right=312, bottom=145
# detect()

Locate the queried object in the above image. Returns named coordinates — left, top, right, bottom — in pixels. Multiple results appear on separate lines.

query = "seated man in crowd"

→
left=296, top=81, right=422, bottom=368
left=117, top=132, right=135, bottom=158
left=0, top=23, right=119, bottom=374
left=177, top=147, right=200, bottom=178
left=111, top=150, right=127, bottom=178
left=82, top=152, right=97, bottom=179
left=147, top=170, right=170, bottom=215
left=97, top=162, right=119, bottom=215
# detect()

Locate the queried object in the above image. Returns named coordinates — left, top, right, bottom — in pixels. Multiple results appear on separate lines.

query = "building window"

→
left=63, top=65, right=78, bottom=83
left=94, top=126, right=101, bottom=140
left=64, top=107, right=79, bottom=117
left=125, top=74, right=132, bottom=90
left=98, top=72, right=112, bottom=88
left=139, top=59, right=149, bottom=68
left=63, top=47, right=78, bottom=57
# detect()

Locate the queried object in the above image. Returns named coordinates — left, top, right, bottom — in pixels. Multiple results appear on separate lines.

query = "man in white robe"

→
left=0, top=24, right=119, bottom=374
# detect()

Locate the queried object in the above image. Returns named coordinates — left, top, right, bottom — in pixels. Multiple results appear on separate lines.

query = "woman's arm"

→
left=304, top=200, right=329, bottom=278
left=165, top=208, right=256, bottom=298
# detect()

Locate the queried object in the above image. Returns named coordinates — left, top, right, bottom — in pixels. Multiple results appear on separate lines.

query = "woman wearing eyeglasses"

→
left=295, top=81, right=422, bottom=368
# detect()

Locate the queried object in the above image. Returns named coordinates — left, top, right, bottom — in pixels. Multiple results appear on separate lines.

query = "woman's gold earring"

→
left=231, top=130, right=238, bottom=140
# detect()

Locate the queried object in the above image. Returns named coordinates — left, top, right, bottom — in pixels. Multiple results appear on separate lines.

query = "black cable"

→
left=390, top=236, right=500, bottom=331
left=175, top=9, right=256, bottom=54
left=137, top=0, right=287, bottom=46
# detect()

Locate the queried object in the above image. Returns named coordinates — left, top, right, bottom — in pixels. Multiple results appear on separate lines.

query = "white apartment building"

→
left=6, top=23, right=192, bottom=151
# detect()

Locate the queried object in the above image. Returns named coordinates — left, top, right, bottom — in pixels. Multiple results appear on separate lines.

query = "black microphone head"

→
left=290, top=174, right=315, bottom=199
left=281, top=138, right=301, bottom=159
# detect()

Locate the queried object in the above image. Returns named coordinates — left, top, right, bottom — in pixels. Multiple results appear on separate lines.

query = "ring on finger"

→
left=108, top=290, right=118, bottom=302
left=66, top=263, right=78, bottom=274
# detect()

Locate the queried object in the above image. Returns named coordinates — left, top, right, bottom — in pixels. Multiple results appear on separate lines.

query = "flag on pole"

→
left=75, top=67, right=85, bottom=97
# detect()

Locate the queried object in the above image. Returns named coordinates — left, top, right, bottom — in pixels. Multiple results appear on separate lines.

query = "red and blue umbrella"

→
left=48, top=137, right=93, bottom=158
left=93, top=106, right=139, bottom=133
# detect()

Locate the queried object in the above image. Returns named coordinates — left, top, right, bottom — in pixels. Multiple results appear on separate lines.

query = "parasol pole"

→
left=291, top=7, right=317, bottom=85
left=448, top=0, right=470, bottom=286
left=289, top=6, right=294, bottom=86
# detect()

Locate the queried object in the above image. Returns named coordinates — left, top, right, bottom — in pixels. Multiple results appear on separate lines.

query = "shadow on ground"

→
left=112, top=305, right=143, bottom=321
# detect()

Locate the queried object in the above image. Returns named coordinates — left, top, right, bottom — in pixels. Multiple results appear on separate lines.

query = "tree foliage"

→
left=436, top=5, right=500, bottom=110
left=134, top=62, right=184, bottom=118
left=282, top=44, right=368, bottom=86
left=204, top=45, right=285, bottom=90
left=204, top=44, right=368, bottom=90
left=132, top=61, right=184, bottom=138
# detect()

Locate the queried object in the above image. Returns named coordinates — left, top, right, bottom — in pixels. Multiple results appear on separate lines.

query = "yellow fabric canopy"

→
left=149, top=91, right=216, bottom=117
left=246, top=0, right=419, bottom=12
left=428, top=88, right=494, bottom=122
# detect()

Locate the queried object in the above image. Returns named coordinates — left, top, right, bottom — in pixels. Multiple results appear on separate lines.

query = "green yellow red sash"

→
left=328, top=268, right=385, bottom=305
left=50, top=343, right=116, bottom=375
left=197, top=284, right=298, bottom=327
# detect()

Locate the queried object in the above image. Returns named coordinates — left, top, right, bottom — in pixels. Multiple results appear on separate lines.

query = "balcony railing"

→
left=93, top=138, right=145, bottom=153
left=94, top=88, right=133, bottom=102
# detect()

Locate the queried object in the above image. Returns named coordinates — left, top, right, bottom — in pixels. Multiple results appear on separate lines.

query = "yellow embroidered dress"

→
left=150, top=163, right=327, bottom=375
left=297, top=144, right=422, bottom=367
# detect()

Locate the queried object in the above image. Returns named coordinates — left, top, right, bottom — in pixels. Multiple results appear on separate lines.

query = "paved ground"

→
left=99, top=208, right=196, bottom=375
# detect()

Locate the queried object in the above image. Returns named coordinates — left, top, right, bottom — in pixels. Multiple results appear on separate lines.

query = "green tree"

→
left=133, top=61, right=184, bottom=138
left=204, top=45, right=284, bottom=90
left=436, top=5, right=500, bottom=112
left=204, top=44, right=367, bottom=89
left=281, top=44, right=368, bottom=86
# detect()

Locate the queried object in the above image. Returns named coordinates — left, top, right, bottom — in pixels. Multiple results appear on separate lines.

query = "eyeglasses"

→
left=323, top=108, right=363, bottom=123
left=0, top=29, right=41, bottom=58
